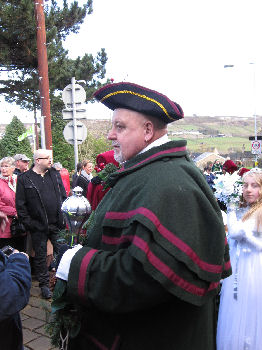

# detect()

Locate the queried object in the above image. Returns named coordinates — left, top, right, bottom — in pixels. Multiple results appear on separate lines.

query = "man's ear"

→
left=144, top=121, right=154, bottom=142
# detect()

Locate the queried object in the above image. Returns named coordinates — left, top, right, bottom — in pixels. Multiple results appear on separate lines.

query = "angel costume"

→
left=217, top=207, right=262, bottom=350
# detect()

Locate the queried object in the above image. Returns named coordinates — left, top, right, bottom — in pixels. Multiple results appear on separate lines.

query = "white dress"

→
left=217, top=207, right=262, bottom=350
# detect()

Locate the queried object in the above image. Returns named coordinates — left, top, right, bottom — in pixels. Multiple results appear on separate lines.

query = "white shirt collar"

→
left=139, top=134, right=169, bottom=155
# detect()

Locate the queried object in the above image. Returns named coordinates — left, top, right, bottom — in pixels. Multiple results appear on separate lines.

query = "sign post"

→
left=62, top=78, right=86, bottom=169
left=249, top=136, right=261, bottom=166
left=63, top=121, right=87, bottom=145
left=251, top=140, right=261, bottom=154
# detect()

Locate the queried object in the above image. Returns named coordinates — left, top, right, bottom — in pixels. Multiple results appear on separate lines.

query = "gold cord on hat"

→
left=100, top=90, right=174, bottom=121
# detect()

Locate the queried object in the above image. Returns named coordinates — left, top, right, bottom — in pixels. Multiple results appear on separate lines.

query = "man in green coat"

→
left=56, top=82, right=231, bottom=349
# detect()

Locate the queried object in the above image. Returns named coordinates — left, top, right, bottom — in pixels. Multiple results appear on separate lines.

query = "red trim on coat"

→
left=117, top=146, right=186, bottom=173
left=87, top=334, right=120, bottom=350
left=78, top=249, right=98, bottom=298
left=102, top=234, right=134, bottom=245
left=105, top=207, right=223, bottom=274
left=224, top=260, right=231, bottom=271
left=87, top=335, right=108, bottom=350
left=133, top=235, right=218, bottom=296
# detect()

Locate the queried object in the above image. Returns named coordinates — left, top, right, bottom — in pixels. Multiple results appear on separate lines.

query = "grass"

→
left=167, top=115, right=259, bottom=154
left=170, top=136, right=251, bottom=153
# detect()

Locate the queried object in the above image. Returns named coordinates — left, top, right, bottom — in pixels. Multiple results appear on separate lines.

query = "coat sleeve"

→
left=0, top=252, right=31, bottom=321
left=15, top=177, right=32, bottom=230
left=67, top=244, right=174, bottom=314
left=0, top=187, right=16, bottom=217
left=56, top=171, right=67, bottom=202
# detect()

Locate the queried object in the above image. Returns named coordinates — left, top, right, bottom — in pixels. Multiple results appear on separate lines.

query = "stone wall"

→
left=82, top=119, right=111, bottom=137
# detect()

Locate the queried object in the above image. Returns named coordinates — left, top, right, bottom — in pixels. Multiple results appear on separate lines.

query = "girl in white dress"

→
left=217, top=168, right=262, bottom=350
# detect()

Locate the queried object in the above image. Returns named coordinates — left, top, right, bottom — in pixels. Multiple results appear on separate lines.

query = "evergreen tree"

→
left=0, top=0, right=108, bottom=116
left=0, top=116, right=33, bottom=158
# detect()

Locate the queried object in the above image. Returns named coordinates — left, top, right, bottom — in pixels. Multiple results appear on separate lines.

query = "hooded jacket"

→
left=0, top=250, right=31, bottom=350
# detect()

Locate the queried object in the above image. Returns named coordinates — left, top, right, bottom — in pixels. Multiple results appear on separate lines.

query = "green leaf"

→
left=51, top=299, right=68, bottom=313
left=69, top=320, right=81, bottom=338
left=52, top=278, right=67, bottom=300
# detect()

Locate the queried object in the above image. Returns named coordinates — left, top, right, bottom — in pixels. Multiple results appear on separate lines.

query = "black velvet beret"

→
left=93, top=82, right=184, bottom=124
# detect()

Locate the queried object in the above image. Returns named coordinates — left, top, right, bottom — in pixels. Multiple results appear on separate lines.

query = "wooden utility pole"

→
left=34, top=0, right=52, bottom=150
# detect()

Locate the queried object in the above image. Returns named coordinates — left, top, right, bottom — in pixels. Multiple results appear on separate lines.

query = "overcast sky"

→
left=2, top=0, right=262, bottom=123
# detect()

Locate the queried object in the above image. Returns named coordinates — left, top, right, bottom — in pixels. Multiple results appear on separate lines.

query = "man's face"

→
left=36, top=154, right=52, bottom=171
left=17, top=160, right=29, bottom=172
left=107, top=109, right=148, bottom=163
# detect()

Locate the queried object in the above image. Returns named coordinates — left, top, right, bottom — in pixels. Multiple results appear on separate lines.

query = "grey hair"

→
left=0, top=157, right=16, bottom=168
left=33, top=149, right=50, bottom=162
left=52, top=162, right=63, bottom=170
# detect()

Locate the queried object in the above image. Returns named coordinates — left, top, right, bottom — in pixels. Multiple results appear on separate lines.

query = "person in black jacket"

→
left=13, top=154, right=30, bottom=176
left=71, top=161, right=82, bottom=189
left=75, top=159, right=93, bottom=197
left=0, top=211, right=31, bottom=350
left=16, top=149, right=67, bottom=299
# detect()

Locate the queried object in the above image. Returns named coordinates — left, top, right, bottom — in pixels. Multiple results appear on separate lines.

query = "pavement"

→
left=21, top=279, right=58, bottom=350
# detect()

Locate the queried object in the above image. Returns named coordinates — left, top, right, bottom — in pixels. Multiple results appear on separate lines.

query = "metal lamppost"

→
left=224, top=63, right=259, bottom=166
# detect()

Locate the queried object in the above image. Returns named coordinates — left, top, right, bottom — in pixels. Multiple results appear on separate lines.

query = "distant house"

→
left=193, top=152, right=225, bottom=170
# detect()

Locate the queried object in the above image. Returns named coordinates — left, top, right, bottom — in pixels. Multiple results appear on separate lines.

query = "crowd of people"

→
left=203, top=158, right=249, bottom=188
left=0, top=82, right=261, bottom=350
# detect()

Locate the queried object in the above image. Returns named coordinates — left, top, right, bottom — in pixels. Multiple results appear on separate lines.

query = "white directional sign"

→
left=63, top=121, right=87, bottom=145
left=62, top=84, right=86, bottom=106
left=62, top=107, right=86, bottom=120
left=251, top=140, right=262, bottom=154
left=62, top=78, right=87, bottom=169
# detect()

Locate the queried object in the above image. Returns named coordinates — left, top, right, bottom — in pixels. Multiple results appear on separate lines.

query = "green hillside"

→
left=168, top=116, right=261, bottom=154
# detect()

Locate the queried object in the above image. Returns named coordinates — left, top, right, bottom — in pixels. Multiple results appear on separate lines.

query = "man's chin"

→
left=114, top=151, right=124, bottom=164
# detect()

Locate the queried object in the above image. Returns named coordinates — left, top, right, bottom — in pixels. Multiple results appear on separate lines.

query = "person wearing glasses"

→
left=16, top=149, right=66, bottom=299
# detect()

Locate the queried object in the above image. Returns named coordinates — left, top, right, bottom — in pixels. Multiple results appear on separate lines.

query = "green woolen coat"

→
left=67, top=140, right=231, bottom=350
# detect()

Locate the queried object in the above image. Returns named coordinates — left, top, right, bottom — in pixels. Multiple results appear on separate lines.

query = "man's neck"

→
left=139, top=134, right=169, bottom=155
left=32, top=165, right=48, bottom=176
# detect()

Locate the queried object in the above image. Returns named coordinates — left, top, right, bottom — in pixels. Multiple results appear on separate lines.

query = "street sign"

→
left=63, top=121, right=87, bottom=145
left=62, top=107, right=86, bottom=120
left=249, top=136, right=262, bottom=140
left=62, top=84, right=86, bottom=106
left=62, top=78, right=87, bottom=170
left=251, top=140, right=262, bottom=154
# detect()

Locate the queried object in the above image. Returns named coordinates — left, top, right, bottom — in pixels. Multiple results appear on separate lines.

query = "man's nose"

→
left=107, top=129, right=115, bottom=140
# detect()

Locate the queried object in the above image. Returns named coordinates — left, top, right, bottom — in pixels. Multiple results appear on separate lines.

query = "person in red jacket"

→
left=86, top=150, right=119, bottom=211
left=0, top=157, right=26, bottom=252
left=53, top=162, right=71, bottom=196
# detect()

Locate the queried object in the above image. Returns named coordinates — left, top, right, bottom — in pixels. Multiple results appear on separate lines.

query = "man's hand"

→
left=12, top=250, right=29, bottom=259
left=56, top=244, right=82, bottom=281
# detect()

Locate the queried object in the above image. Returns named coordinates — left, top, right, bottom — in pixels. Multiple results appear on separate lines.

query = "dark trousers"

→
left=30, top=227, right=60, bottom=288
left=0, top=313, right=23, bottom=350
